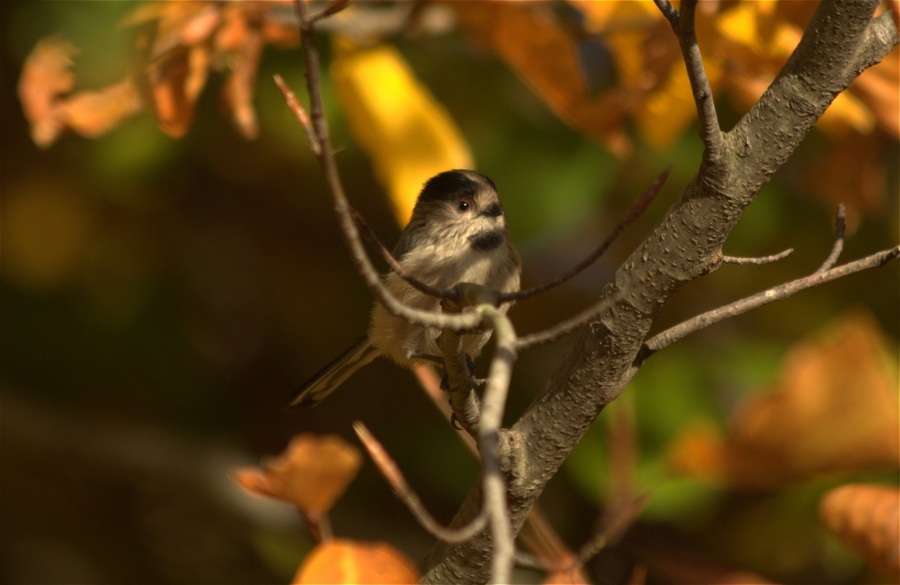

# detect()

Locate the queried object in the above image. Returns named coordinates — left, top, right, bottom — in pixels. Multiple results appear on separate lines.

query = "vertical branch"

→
left=657, top=0, right=725, bottom=158
left=476, top=304, right=518, bottom=584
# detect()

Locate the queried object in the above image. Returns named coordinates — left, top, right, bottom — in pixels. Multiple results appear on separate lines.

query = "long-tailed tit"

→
left=291, top=169, right=521, bottom=407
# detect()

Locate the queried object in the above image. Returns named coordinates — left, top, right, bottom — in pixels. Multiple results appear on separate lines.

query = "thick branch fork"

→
left=283, top=0, right=899, bottom=583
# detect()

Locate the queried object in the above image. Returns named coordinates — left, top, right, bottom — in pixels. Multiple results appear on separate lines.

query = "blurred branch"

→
left=352, top=422, right=487, bottom=544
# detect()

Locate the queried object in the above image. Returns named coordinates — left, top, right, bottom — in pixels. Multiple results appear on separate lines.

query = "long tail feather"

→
left=291, top=337, right=378, bottom=407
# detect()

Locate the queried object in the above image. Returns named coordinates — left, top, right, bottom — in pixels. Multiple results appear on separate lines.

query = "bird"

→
left=291, top=169, right=521, bottom=407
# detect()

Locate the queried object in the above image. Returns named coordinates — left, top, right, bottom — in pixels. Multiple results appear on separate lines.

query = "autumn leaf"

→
left=233, top=434, right=362, bottom=514
left=292, top=539, right=420, bottom=585
left=820, top=484, right=900, bottom=578
left=63, top=80, right=143, bottom=139
left=18, top=37, right=78, bottom=147
left=453, top=2, right=632, bottom=157
left=331, top=38, right=473, bottom=225
left=669, top=310, right=899, bottom=490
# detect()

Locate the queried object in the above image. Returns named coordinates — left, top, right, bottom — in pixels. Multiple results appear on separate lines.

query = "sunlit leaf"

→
left=63, top=79, right=143, bottom=139
left=820, top=484, right=900, bottom=577
left=671, top=311, right=899, bottom=490
left=293, top=539, right=420, bottom=584
left=233, top=434, right=362, bottom=514
left=331, top=38, right=473, bottom=224
left=18, top=36, right=78, bottom=147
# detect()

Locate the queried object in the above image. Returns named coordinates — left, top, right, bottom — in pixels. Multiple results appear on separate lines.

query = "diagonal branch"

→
left=634, top=245, right=900, bottom=368
left=499, top=168, right=669, bottom=303
left=353, top=422, right=488, bottom=544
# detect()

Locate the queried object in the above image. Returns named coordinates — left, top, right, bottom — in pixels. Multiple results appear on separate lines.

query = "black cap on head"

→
left=418, top=170, right=496, bottom=204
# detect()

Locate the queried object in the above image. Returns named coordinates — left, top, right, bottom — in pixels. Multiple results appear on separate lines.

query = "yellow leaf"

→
left=331, top=38, right=472, bottom=225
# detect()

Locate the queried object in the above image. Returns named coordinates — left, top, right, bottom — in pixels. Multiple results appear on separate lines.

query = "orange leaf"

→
left=18, top=36, right=78, bottom=147
left=148, top=45, right=208, bottom=138
left=293, top=539, right=420, bottom=585
left=233, top=434, right=362, bottom=514
left=721, top=310, right=900, bottom=489
left=453, top=2, right=631, bottom=156
left=63, top=79, right=143, bottom=139
left=820, top=484, right=900, bottom=577
left=218, top=14, right=262, bottom=139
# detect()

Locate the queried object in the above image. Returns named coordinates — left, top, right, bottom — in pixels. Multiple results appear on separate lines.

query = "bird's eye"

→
left=457, top=200, right=470, bottom=212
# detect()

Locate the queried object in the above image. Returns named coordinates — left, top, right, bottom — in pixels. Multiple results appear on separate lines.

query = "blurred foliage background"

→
left=2, top=1, right=898, bottom=583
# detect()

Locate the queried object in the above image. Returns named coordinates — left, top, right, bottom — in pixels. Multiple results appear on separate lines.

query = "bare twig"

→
left=635, top=246, right=900, bottom=367
left=291, top=0, right=481, bottom=333
left=351, top=208, right=458, bottom=300
left=353, top=422, right=488, bottom=543
left=515, top=284, right=626, bottom=351
left=816, top=203, right=846, bottom=272
left=574, top=494, right=648, bottom=567
left=655, top=0, right=725, bottom=158
left=475, top=304, right=519, bottom=584
left=273, top=74, right=319, bottom=156
left=308, top=0, right=352, bottom=25
left=721, top=248, right=794, bottom=265
left=652, top=0, right=679, bottom=28
left=499, top=168, right=670, bottom=303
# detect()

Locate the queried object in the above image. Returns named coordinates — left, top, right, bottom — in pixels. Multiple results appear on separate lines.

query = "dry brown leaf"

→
left=218, top=13, right=262, bottom=139
left=147, top=41, right=213, bottom=138
left=293, top=539, right=420, bottom=584
left=63, top=79, right=143, bottom=139
left=452, top=2, right=631, bottom=157
left=721, top=310, right=899, bottom=489
left=233, top=434, right=362, bottom=514
left=18, top=37, right=78, bottom=147
left=820, top=484, right=900, bottom=577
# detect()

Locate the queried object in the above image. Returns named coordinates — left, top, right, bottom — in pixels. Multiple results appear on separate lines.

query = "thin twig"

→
left=291, top=0, right=481, bottom=333
left=353, top=422, right=488, bottom=543
left=308, top=0, right=352, bottom=25
left=499, top=168, right=670, bottom=303
left=816, top=203, right=846, bottom=272
left=635, top=246, right=900, bottom=367
left=352, top=208, right=459, bottom=300
left=273, top=74, right=320, bottom=156
left=515, top=284, right=626, bottom=351
left=657, top=0, right=725, bottom=158
left=721, top=248, right=794, bottom=265
left=652, top=0, right=679, bottom=28
left=573, top=494, right=648, bottom=567
left=476, top=304, right=519, bottom=584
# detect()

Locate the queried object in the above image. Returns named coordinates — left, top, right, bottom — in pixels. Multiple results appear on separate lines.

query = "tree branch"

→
left=352, top=422, right=488, bottom=544
left=635, top=245, right=900, bottom=368
left=423, top=2, right=898, bottom=581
